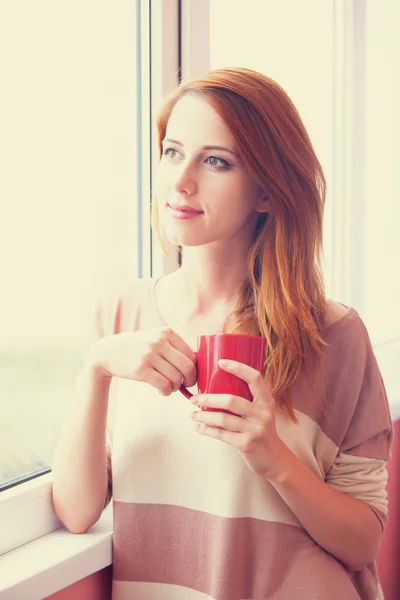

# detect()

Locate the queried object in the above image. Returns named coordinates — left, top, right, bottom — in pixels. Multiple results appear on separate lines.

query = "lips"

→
left=168, top=203, right=203, bottom=214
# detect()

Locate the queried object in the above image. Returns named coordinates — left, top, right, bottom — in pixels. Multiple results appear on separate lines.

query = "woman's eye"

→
left=205, top=155, right=231, bottom=169
left=163, top=147, right=181, bottom=160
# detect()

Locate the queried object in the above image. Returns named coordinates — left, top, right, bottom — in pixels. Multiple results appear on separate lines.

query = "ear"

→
left=255, top=194, right=271, bottom=214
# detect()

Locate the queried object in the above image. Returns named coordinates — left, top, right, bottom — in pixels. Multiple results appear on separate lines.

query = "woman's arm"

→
left=52, top=363, right=111, bottom=534
left=268, top=443, right=382, bottom=572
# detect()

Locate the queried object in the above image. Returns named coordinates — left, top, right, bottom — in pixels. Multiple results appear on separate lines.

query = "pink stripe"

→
left=345, top=430, right=392, bottom=460
left=112, top=502, right=366, bottom=599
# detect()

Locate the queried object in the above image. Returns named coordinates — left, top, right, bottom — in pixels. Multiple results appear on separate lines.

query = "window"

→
left=364, top=0, right=400, bottom=346
left=0, top=0, right=144, bottom=491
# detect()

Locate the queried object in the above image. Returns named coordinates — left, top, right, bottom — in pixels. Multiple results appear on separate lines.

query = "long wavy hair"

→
left=152, top=67, right=327, bottom=421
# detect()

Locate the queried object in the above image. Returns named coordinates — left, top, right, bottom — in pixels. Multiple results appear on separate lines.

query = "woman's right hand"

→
left=87, top=327, right=197, bottom=396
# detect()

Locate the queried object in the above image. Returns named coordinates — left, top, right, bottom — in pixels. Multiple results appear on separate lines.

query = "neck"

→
left=174, top=240, right=251, bottom=314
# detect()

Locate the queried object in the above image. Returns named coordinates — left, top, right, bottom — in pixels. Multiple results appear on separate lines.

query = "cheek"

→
left=217, top=171, right=256, bottom=199
left=210, top=176, right=240, bottom=202
left=213, top=179, right=255, bottom=214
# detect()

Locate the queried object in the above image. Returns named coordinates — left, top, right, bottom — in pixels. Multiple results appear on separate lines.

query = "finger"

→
left=150, top=354, right=186, bottom=391
left=164, top=328, right=197, bottom=363
left=159, top=343, right=197, bottom=388
left=193, top=393, right=254, bottom=418
left=191, top=408, right=248, bottom=433
left=194, top=422, right=244, bottom=448
left=218, top=359, right=271, bottom=406
left=145, top=369, right=174, bottom=396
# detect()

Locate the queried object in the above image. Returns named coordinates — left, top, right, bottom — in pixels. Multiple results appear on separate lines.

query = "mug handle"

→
left=179, top=383, right=193, bottom=399
left=179, top=349, right=197, bottom=399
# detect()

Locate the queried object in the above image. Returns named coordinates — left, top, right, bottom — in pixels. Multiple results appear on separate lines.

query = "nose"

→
left=174, top=162, right=198, bottom=196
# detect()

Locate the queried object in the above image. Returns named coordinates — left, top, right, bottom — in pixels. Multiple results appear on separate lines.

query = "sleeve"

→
left=325, top=319, right=393, bottom=531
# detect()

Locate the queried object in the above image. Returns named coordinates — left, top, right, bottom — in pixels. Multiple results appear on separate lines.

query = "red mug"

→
left=179, top=333, right=266, bottom=413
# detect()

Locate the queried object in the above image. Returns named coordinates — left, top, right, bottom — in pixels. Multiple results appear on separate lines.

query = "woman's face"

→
left=156, top=95, right=269, bottom=249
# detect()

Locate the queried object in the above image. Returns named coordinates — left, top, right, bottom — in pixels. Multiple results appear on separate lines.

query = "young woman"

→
left=52, top=67, right=392, bottom=600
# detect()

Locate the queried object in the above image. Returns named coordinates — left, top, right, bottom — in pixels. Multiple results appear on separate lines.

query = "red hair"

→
left=152, top=67, right=327, bottom=421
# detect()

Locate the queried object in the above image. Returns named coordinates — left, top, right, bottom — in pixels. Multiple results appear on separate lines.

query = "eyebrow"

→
left=163, top=138, right=238, bottom=158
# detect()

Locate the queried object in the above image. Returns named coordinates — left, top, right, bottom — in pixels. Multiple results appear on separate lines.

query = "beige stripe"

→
left=276, top=409, right=338, bottom=477
left=112, top=502, right=363, bottom=600
left=325, top=452, right=388, bottom=526
left=110, top=383, right=342, bottom=522
left=111, top=378, right=302, bottom=526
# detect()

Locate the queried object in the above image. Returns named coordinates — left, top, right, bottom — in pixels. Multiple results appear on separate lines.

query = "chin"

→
left=161, top=222, right=199, bottom=247
left=163, top=229, right=212, bottom=248
left=165, top=234, right=207, bottom=247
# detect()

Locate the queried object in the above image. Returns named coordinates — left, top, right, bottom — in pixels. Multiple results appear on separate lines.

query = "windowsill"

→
left=0, top=503, right=112, bottom=600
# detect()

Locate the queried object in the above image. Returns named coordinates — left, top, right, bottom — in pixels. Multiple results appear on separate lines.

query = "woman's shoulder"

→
left=321, top=298, right=373, bottom=367
left=319, top=299, right=387, bottom=402
left=322, top=298, right=364, bottom=338
left=89, top=276, right=159, bottom=339
left=96, top=276, right=157, bottom=307
left=323, top=299, right=350, bottom=329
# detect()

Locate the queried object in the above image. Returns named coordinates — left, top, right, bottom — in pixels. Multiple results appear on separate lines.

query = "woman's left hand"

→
left=189, top=359, right=288, bottom=480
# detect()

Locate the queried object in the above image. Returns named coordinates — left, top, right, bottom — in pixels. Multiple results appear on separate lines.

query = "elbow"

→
left=52, top=494, right=101, bottom=535
left=346, top=560, right=369, bottom=573
left=346, top=559, right=374, bottom=573
left=58, top=510, right=100, bottom=535
left=343, top=538, right=381, bottom=573
left=64, top=522, right=91, bottom=535
left=345, top=510, right=382, bottom=572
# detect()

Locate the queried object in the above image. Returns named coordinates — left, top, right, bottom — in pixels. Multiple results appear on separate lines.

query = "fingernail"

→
left=189, top=395, right=198, bottom=404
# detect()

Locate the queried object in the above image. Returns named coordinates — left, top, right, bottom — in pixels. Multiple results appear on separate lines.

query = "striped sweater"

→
left=89, top=277, right=392, bottom=600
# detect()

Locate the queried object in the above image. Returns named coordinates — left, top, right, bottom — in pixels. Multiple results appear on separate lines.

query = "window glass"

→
left=364, top=0, right=400, bottom=346
left=0, top=1, right=141, bottom=489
